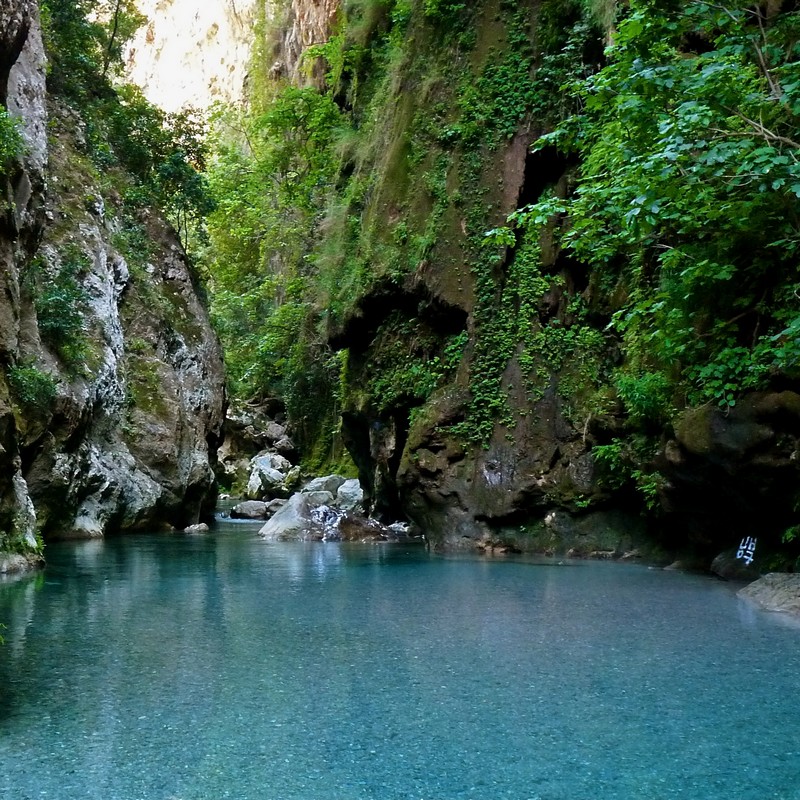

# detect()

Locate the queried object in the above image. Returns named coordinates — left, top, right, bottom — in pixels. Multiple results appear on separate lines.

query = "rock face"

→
left=271, top=0, right=340, bottom=85
left=217, top=400, right=297, bottom=491
left=0, top=0, right=49, bottom=569
left=312, top=7, right=800, bottom=562
left=0, top=3, right=225, bottom=568
left=125, top=0, right=260, bottom=112
left=124, top=0, right=340, bottom=110
left=658, top=393, right=800, bottom=556
left=739, top=574, right=800, bottom=616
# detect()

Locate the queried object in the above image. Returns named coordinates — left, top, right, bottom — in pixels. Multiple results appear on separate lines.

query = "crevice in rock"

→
left=516, top=144, right=574, bottom=211
left=328, top=278, right=468, bottom=353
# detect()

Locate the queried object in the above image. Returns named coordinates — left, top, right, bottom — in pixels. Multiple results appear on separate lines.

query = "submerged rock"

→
left=184, top=523, right=210, bottom=534
left=739, top=574, right=800, bottom=615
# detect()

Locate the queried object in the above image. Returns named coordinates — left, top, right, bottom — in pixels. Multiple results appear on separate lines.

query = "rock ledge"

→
left=738, top=573, right=800, bottom=616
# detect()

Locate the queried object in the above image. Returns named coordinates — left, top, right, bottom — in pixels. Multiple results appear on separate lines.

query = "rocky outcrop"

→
left=315, top=6, right=800, bottom=562
left=658, top=392, right=800, bottom=556
left=0, top=0, right=47, bottom=569
left=271, top=0, right=340, bottom=85
left=217, top=400, right=297, bottom=490
left=21, top=101, right=225, bottom=541
left=739, top=573, right=800, bottom=615
left=124, top=0, right=341, bottom=110
left=0, top=3, right=225, bottom=568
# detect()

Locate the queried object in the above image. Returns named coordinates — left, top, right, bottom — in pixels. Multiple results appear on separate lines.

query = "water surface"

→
left=1, top=521, right=799, bottom=799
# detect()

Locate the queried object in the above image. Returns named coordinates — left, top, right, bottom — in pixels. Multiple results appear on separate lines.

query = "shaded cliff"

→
left=207, top=0, right=800, bottom=565
left=0, top=0, right=225, bottom=571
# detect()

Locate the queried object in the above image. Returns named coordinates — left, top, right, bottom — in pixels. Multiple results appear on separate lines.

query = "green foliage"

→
left=42, top=0, right=213, bottom=250
left=7, top=363, right=57, bottom=414
left=0, top=110, right=23, bottom=175
left=41, top=0, right=143, bottom=100
left=783, top=524, right=800, bottom=544
left=615, top=371, right=673, bottom=426
left=422, top=0, right=468, bottom=26
left=205, top=87, right=344, bottom=400
left=30, top=253, right=90, bottom=369
left=593, top=436, right=661, bottom=511
left=358, top=315, right=465, bottom=414
left=525, top=0, right=800, bottom=411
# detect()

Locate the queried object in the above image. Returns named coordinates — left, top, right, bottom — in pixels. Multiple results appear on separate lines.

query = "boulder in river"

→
left=258, top=493, right=317, bottom=541
left=336, top=479, right=364, bottom=512
left=231, top=500, right=269, bottom=520
left=184, top=523, right=210, bottom=534
left=710, top=549, right=762, bottom=581
left=258, top=478, right=417, bottom=543
left=246, top=453, right=297, bottom=500
left=302, top=475, right=347, bottom=496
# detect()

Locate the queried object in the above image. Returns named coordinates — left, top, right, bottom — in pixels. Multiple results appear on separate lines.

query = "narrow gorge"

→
left=2, top=3, right=800, bottom=798
left=1, top=0, right=799, bottom=576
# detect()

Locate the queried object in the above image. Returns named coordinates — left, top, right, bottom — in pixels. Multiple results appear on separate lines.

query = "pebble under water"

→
left=1, top=519, right=799, bottom=800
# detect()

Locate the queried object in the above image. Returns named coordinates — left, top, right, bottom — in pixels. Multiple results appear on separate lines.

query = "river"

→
left=1, top=518, right=799, bottom=799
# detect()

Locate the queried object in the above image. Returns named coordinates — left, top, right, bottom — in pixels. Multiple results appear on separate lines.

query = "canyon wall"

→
left=245, top=0, right=800, bottom=565
left=0, top=1, right=225, bottom=572
left=124, top=0, right=340, bottom=110
left=125, top=0, right=260, bottom=111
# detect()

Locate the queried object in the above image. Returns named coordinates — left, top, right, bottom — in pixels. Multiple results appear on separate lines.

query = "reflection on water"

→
left=1, top=522, right=799, bottom=800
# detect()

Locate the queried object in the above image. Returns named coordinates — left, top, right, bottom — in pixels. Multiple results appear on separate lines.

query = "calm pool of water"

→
left=1, top=519, right=799, bottom=800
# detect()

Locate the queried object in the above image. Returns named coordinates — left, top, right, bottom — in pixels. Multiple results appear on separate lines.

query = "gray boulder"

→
left=302, top=475, right=346, bottom=496
left=336, top=479, right=364, bottom=511
left=711, top=549, right=761, bottom=581
left=304, top=490, right=335, bottom=507
left=231, top=500, right=268, bottom=520
left=258, top=493, right=317, bottom=541
left=184, top=523, right=209, bottom=534
left=246, top=453, right=294, bottom=499
left=265, top=498, right=287, bottom=517
left=273, top=435, right=297, bottom=455
left=739, top=573, right=800, bottom=615
left=263, top=421, right=287, bottom=442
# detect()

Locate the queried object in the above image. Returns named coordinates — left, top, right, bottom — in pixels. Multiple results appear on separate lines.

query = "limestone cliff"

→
left=0, top=1, right=225, bottom=572
left=124, top=0, right=339, bottom=110
left=125, top=0, right=260, bottom=112
left=269, top=0, right=339, bottom=85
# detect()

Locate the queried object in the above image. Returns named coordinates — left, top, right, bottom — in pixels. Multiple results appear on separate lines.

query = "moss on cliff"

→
left=206, top=0, right=800, bottom=561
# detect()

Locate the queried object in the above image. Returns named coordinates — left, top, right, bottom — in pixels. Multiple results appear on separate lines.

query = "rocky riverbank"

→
left=739, top=574, right=800, bottom=617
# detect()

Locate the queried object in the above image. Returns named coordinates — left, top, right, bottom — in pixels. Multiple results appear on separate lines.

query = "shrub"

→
left=7, top=363, right=57, bottom=414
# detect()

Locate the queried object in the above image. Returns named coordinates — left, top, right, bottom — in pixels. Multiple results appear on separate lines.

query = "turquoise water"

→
left=1, top=520, right=799, bottom=800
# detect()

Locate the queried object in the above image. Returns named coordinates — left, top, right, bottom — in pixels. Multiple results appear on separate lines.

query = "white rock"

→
left=336, top=479, right=364, bottom=511
left=184, top=523, right=210, bottom=534
left=258, top=493, right=314, bottom=541
left=302, top=475, right=346, bottom=496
